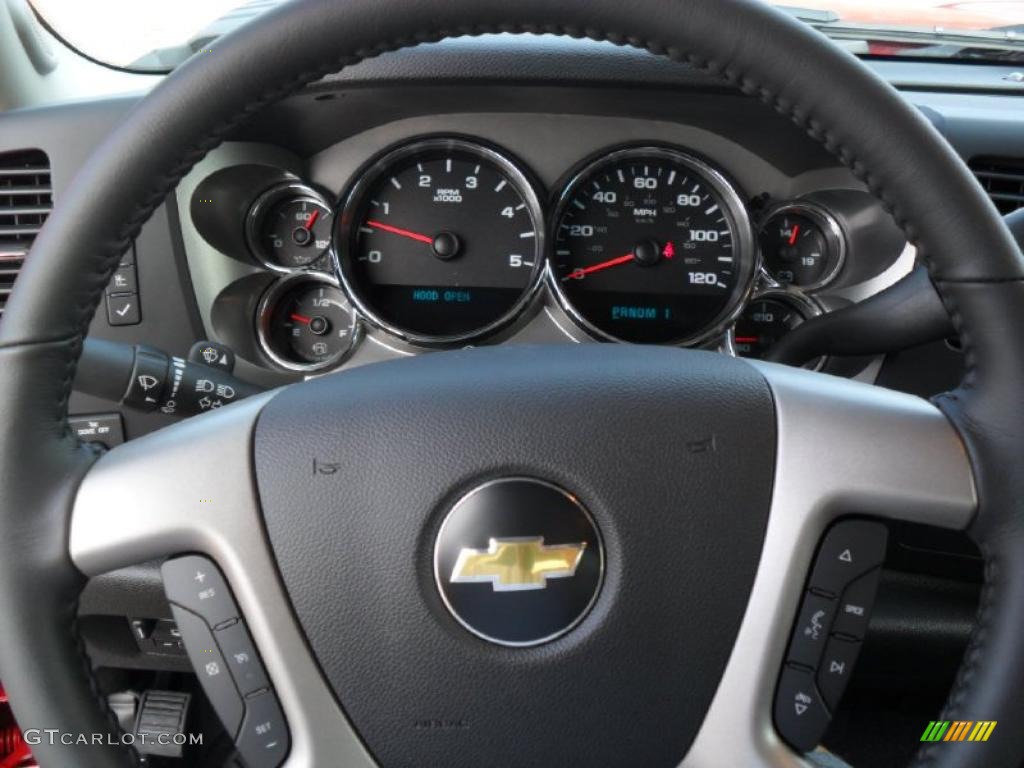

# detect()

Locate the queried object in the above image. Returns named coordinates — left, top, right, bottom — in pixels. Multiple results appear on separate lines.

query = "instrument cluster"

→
left=195, top=136, right=870, bottom=374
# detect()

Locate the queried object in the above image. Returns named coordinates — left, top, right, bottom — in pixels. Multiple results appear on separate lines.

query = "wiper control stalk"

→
left=76, top=338, right=263, bottom=418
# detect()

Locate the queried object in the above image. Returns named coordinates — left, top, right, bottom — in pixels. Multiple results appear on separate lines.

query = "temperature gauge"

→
left=759, top=203, right=845, bottom=290
left=257, top=273, right=359, bottom=372
left=731, top=291, right=824, bottom=370
left=247, top=183, right=334, bottom=271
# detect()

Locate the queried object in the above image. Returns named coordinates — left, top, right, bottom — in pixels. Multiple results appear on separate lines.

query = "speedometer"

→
left=337, top=138, right=545, bottom=346
left=549, top=147, right=756, bottom=345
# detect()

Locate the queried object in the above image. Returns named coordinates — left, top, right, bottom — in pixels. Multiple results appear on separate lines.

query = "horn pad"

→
left=435, top=477, right=605, bottom=647
left=255, top=345, right=775, bottom=767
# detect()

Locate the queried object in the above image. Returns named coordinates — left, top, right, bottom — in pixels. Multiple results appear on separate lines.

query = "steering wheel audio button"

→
left=776, top=520, right=888, bottom=751
left=832, top=568, right=882, bottom=640
left=785, top=592, right=836, bottom=669
left=808, top=520, right=887, bottom=597
left=774, top=665, right=831, bottom=753
left=816, top=636, right=861, bottom=712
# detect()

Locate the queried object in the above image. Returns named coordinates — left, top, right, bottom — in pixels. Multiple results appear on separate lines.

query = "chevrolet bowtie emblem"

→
left=450, top=537, right=587, bottom=592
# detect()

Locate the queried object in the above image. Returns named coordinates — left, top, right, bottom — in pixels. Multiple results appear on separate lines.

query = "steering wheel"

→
left=2, top=1, right=1022, bottom=766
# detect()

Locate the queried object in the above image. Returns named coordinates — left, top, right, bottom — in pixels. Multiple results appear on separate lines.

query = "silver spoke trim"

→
left=70, top=392, right=376, bottom=768
left=681, top=362, right=977, bottom=768
left=70, top=363, right=977, bottom=768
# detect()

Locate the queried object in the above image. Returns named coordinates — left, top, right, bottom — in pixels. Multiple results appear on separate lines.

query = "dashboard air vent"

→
left=969, top=157, right=1024, bottom=215
left=0, top=149, right=51, bottom=321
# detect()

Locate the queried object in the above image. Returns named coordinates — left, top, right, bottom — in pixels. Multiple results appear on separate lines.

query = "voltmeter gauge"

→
left=247, top=183, right=334, bottom=272
left=759, top=203, right=845, bottom=291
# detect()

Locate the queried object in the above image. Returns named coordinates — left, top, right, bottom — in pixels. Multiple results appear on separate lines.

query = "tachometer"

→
left=337, top=138, right=545, bottom=346
left=549, top=147, right=756, bottom=345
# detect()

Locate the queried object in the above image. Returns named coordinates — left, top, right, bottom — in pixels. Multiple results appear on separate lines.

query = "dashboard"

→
left=2, top=34, right=1022, bottom=766
left=179, top=111, right=908, bottom=385
left=1, top=40, right=1017, bottom=508
left=3, top=36, right=1022, bottom=445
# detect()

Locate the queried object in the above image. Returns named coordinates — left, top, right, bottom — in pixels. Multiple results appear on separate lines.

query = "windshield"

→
left=29, top=0, right=1024, bottom=73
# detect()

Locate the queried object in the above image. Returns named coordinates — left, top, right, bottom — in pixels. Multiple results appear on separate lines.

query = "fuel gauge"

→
left=759, top=203, right=845, bottom=290
left=257, top=273, right=359, bottom=372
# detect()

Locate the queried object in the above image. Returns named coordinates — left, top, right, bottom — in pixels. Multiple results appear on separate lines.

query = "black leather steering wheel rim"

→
left=1, top=1, right=1023, bottom=766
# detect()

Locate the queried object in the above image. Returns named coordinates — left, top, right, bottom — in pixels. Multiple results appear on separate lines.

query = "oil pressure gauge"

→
left=759, top=203, right=845, bottom=291
left=247, top=182, right=334, bottom=272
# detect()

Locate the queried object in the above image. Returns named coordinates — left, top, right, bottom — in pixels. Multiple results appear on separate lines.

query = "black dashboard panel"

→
left=242, top=83, right=838, bottom=176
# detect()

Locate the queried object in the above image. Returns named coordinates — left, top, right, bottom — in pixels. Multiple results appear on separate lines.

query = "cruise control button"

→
left=162, top=555, right=239, bottom=629
left=215, top=620, right=269, bottom=696
left=809, top=521, right=887, bottom=597
left=169, top=605, right=244, bottom=739
left=787, top=592, right=836, bottom=669
left=236, top=690, right=289, bottom=768
left=816, top=636, right=861, bottom=712
left=774, top=665, right=830, bottom=753
left=832, top=568, right=881, bottom=639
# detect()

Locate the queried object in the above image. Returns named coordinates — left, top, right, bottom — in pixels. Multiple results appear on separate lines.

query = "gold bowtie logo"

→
left=450, top=537, right=587, bottom=592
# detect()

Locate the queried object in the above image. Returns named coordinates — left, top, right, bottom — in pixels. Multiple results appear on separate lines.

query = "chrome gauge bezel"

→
left=758, top=201, right=847, bottom=292
left=256, top=271, right=361, bottom=373
left=245, top=182, right=335, bottom=274
left=726, top=287, right=827, bottom=372
left=545, top=146, right=759, bottom=347
left=334, top=137, right=547, bottom=349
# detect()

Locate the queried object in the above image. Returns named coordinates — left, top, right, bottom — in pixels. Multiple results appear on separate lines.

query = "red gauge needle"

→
left=734, top=336, right=760, bottom=344
left=290, top=313, right=312, bottom=325
left=365, top=219, right=434, bottom=245
left=563, top=252, right=635, bottom=281
left=787, top=224, right=801, bottom=246
left=302, top=209, right=321, bottom=232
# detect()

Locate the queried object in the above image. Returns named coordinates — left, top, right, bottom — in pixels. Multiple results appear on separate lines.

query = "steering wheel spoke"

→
left=685, top=363, right=977, bottom=768
left=70, top=392, right=374, bottom=767
left=1, top=0, right=1016, bottom=765
left=67, top=360, right=977, bottom=768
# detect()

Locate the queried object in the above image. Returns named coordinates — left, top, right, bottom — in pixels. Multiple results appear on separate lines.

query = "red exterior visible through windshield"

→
left=785, top=0, right=1024, bottom=30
